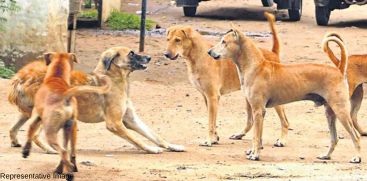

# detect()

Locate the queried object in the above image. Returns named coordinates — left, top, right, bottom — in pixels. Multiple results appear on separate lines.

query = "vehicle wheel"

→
left=315, top=6, right=331, bottom=26
left=288, top=0, right=302, bottom=21
left=183, top=6, right=197, bottom=17
left=261, top=0, right=274, bottom=7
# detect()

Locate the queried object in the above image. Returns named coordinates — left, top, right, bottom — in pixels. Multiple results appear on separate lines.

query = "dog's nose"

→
left=207, top=50, right=212, bottom=56
left=146, top=56, right=151, bottom=62
left=164, top=51, right=171, bottom=58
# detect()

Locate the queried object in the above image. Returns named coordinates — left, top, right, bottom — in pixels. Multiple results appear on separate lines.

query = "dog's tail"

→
left=264, top=12, right=280, bottom=58
left=63, top=75, right=111, bottom=98
left=322, top=35, right=348, bottom=75
left=322, top=32, right=345, bottom=67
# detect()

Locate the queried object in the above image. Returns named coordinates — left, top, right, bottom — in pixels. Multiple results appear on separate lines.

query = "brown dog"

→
left=208, top=27, right=362, bottom=163
left=21, top=52, right=111, bottom=179
left=322, top=32, right=367, bottom=136
left=9, top=47, right=185, bottom=154
left=164, top=12, right=289, bottom=147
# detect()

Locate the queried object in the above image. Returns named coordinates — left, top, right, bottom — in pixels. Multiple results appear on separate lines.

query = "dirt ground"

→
left=1, top=0, right=367, bottom=180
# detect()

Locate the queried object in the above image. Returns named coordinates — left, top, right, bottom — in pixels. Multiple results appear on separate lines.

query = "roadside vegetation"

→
left=107, top=11, right=156, bottom=30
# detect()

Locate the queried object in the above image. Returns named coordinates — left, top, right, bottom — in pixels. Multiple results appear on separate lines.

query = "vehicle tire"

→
left=183, top=6, right=197, bottom=17
left=315, top=6, right=331, bottom=26
left=288, top=0, right=302, bottom=21
left=261, top=0, right=274, bottom=7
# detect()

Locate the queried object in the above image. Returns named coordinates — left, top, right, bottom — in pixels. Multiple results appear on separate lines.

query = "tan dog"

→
left=323, top=32, right=367, bottom=136
left=8, top=47, right=185, bottom=154
left=164, top=12, right=289, bottom=147
left=22, top=52, right=110, bottom=179
left=208, top=28, right=362, bottom=163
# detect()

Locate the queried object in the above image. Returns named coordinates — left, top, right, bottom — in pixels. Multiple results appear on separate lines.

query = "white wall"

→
left=0, top=0, right=69, bottom=69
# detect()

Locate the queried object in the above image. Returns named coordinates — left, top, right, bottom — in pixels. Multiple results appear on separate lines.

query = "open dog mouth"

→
left=169, top=54, right=179, bottom=60
left=131, top=61, right=149, bottom=70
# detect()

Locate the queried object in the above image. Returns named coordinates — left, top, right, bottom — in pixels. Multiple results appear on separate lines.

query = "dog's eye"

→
left=129, top=51, right=135, bottom=56
left=175, top=39, right=181, bottom=43
left=222, top=40, right=226, bottom=44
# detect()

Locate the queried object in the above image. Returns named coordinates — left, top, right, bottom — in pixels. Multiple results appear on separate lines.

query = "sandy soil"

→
left=1, top=0, right=367, bottom=180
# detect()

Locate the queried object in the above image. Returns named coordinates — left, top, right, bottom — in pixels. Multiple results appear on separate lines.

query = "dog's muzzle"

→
left=131, top=55, right=151, bottom=70
left=208, top=50, right=221, bottom=60
left=164, top=51, right=179, bottom=60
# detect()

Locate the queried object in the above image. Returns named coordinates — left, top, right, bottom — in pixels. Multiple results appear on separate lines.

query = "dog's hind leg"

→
left=32, top=126, right=57, bottom=154
left=230, top=99, right=253, bottom=140
left=22, top=112, right=41, bottom=158
left=329, top=100, right=361, bottom=163
left=123, top=105, right=185, bottom=152
left=317, top=104, right=338, bottom=160
left=199, top=95, right=220, bottom=147
left=273, top=106, right=289, bottom=147
left=10, top=114, right=28, bottom=147
left=350, top=84, right=367, bottom=136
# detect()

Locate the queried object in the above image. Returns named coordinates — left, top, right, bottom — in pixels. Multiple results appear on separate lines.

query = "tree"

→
left=0, top=0, right=20, bottom=31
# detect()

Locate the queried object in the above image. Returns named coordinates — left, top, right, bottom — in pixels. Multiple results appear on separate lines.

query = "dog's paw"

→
left=167, top=144, right=185, bottom=152
left=274, top=139, right=285, bottom=147
left=22, top=149, right=30, bottom=158
left=245, top=149, right=253, bottom=155
left=199, top=141, right=213, bottom=147
left=146, top=146, right=163, bottom=154
left=350, top=156, right=361, bottom=164
left=66, top=173, right=74, bottom=181
left=11, top=141, right=22, bottom=147
left=247, top=154, right=260, bottom=161
left=46, top=149, right=58, bottom=154
left=229, top=133, right=245, bottom=140
left=316, top=155, right=331, bottom=160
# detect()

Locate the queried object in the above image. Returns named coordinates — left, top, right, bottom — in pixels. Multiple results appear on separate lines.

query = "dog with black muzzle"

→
left=8, top=46, right=185, bottom=154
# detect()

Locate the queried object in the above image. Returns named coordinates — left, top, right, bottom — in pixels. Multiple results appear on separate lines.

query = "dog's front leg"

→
left=247, top=104, right=265, bottom=161
left=106, top=117, right=163, bottom=154
left=199, top=95, right=220, bottom=147
left=230, top=100, right=253, bottom=140
left=122, top=103, right=185, bottom=152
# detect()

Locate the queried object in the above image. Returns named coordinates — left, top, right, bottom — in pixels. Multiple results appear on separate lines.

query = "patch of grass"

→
left=0, top=65, right=15, bottom=79
left=78, top=9, right=98, bottom=19
left=107, top=11, right=156, bottom=31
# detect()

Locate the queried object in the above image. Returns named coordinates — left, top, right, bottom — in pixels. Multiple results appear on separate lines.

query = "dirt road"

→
left=1, top=0, right=367, bottom=180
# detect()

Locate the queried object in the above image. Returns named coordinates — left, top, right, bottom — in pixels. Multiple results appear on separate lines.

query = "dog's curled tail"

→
left=322, top=35, right=348, bottom=75
left=64, top=75, right=112, bottom=98
left=323, top=32, right=345, bottom=67
left=264, top=12, right=280, bottom=58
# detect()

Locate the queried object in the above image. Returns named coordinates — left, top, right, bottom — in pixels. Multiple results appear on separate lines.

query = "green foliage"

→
left=0, top=0, right=20, bottom=31
left=0, top=65, right=15, bottom=79
left=84, top=0, right=92, bottom=8
left=107, top=11, right=156, bottom=31
left=78, top=9, right=98, bottom=19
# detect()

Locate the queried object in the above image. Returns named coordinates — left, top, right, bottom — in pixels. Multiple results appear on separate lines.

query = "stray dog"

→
left=22, top=52, right=110, bottom=179
left=8, top=47, right=185, bottom=154
left=208, top=26, right=362, bottom=163
left=323, top=32, right=367, bottom=136
left=164, top=12, right=289, bottom=147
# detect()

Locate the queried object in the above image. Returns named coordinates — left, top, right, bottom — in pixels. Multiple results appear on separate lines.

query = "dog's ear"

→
left=43, top=52, right=54, bottom=66
left=102, top=51, right=120, bottom=71
left=181, top=27, right=193, bottom=38
left=229, top=23, right=240, bottom=41
left=69, top=53, right=79, bottom=63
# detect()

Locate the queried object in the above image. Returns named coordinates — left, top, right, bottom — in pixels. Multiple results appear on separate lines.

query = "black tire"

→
left=315, top=6, right=331, bottom=26
left=261, top=0, right=274, bottom=7
left=288, top=0, right=302, bottom=21
left=183, top=6, right=197, bottom=17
